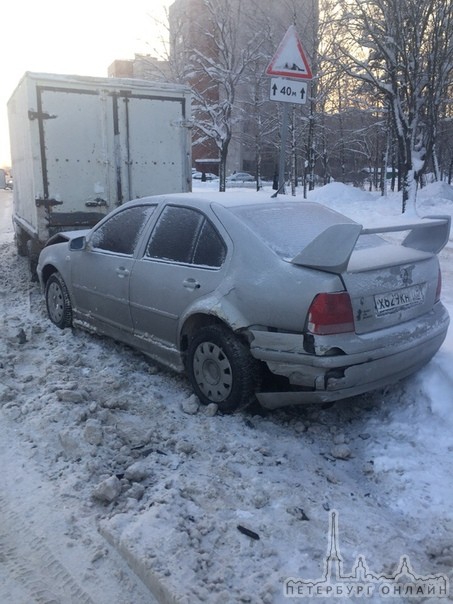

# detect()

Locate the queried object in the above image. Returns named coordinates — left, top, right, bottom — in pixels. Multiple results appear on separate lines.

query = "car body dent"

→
left=179, top=286, right=247, bottom=333
left=251, top=301, right=449, bottom=407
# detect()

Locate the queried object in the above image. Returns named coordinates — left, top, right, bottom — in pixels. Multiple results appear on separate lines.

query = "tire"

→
left=45, top=272, right=73, bottom=329
left=15, top=227, right=29, bottom=257
left=186, top=324, right=260, bottom=413
left=26, top=239, right=40, bottom=281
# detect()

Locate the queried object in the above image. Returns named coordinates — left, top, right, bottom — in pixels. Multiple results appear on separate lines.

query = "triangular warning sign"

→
left=266, top=25, right=312, bottom=80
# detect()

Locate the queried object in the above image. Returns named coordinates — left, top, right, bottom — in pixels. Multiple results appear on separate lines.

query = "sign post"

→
left=266, top=25, right=312, bottom=196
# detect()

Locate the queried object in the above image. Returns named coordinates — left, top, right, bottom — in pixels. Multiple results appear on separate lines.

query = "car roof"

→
left=123, top=191, right=336, bottom=213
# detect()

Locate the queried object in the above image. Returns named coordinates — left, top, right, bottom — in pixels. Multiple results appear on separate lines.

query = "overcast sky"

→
left=1, top=0, right=172, bottom=166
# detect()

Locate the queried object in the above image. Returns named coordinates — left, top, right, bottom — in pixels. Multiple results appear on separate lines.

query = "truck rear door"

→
left=35, top=85, right=112, bottom=231
left=113, top=93, right=190, bottom=200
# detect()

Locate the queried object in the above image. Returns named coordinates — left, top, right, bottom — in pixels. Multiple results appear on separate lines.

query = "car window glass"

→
left=146, top=206, right=204, bottom=263
left=91, top=205, right=156, bottom=255
left=229, top=203, right=383, bottom=258
left=193, top=219, right=226, bottom=267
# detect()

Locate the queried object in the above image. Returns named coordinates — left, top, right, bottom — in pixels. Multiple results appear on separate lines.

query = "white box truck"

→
left=7, top=72, right=192, bottom=268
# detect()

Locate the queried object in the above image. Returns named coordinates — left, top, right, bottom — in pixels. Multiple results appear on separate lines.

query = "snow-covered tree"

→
left=180, top=0, right=266, bottom=191
left=239, top=56, right=280, bottom=190
left=334, top=0, right=453, bottom=213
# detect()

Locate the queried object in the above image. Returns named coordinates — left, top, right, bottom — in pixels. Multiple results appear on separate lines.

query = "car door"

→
left=129, top=205, right=228, bottom=363
left=71, top=204, right=156, bottom=334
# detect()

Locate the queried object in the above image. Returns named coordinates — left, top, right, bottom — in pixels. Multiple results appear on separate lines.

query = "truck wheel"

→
left=15, top=227, right=29, bottom=257
left=26, top=239, right=40, bottom=281
left=45, top=273, right=73, bottom=329
left=186, top=325, right=259, bottom=413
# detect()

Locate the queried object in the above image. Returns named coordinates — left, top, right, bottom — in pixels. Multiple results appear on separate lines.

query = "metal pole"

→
left=278, top=103, right=289, bottom=195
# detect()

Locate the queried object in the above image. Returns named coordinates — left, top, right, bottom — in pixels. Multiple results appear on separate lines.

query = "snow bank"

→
left=307, top=181, right=377, bottom=203
left=1, top=185, right=453, bottom=603
left=419, top=180, right=453, bottom=202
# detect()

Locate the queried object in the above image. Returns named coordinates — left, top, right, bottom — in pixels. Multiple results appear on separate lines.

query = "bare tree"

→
left=334, top=0, right=453, bottom=213
left=239, top=56, right=280, bottom=189
left=180, top=0, right=266, bottom=191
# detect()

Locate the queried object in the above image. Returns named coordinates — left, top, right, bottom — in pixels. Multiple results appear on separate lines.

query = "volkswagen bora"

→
left=37, top=193, right=450, bottom=412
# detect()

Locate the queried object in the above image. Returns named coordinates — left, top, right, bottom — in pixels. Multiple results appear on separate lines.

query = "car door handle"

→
left=115, top=267, right=130, bottom=278
left=183, top=278, right=201, bottom=291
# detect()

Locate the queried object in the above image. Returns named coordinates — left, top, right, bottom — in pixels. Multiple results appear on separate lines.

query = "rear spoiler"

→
left=291, top=215, right=451, bottom=274
left=363, top=215, right=451, bottom=254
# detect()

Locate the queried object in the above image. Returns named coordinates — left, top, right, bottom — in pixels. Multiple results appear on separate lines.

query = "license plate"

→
left=374, top=284, right=425, bottom=315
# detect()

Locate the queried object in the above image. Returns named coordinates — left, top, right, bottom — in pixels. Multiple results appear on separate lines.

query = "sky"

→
left=0, top=0, right=173, bottom=167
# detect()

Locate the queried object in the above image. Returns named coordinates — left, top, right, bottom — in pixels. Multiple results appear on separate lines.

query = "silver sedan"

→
left=37, top=193, right=450, bottom=412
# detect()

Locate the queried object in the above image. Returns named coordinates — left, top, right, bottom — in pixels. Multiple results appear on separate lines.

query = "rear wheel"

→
left=45, top=272, right=73, bottom=329
left=15, top=227, right=29, bottom=257
left=26, top=239, right=40, bottom=281
left=187, top=324, right=259, bottom=413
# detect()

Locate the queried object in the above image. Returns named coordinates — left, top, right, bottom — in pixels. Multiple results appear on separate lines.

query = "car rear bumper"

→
left=250, top=303, right=449, bottom=408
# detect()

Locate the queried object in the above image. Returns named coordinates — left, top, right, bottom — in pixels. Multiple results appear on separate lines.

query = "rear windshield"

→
left=229, top=202, right=384, bottom=259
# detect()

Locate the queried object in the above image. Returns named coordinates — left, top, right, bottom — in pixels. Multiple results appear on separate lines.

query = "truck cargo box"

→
left=7, top=71, right=192, bottom=266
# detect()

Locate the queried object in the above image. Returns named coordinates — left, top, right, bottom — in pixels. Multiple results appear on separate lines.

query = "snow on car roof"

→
left=132, top=191, right=266, bottom=208
left=128, top=190, right=353, bottom=213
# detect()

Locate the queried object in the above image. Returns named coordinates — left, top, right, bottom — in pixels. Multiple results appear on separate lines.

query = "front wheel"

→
left=186, top=325, right=260, bottom=413
left=45, top=272, right=73, bottom=329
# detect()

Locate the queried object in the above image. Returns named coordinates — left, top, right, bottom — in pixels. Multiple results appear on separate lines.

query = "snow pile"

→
left=1, top=184, right=453, bottom=603
left=307, top=181, right=377, bottom=204
left=419, top=180, right=453, bottom=203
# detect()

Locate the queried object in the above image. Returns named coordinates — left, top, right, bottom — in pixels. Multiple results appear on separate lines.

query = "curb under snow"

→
left=99, top=522, right=186, bottom=604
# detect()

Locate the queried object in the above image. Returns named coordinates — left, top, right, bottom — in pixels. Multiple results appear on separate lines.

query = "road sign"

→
left=270, top=78, right=308, bottom=105
left=266, top=25, right=312, bottom=80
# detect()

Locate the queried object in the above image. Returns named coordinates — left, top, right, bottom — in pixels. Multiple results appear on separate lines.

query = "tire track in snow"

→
left=0, top=494, right=94, bottom=604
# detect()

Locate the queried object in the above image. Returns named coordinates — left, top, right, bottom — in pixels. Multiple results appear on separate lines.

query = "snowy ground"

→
left=1, top=183, right=452, bottom=604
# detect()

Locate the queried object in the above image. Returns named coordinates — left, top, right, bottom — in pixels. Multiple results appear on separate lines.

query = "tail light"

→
left=435, top=269, right=442, bottom=303
left=307, top=292, right=355, bottom=335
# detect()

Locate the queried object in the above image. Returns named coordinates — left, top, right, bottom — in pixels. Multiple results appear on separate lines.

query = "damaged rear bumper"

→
left=249, top=304, right=449, bottom=408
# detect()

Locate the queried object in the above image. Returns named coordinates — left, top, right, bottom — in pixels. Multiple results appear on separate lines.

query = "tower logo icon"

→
left=284, top=511, right=449, bottom=599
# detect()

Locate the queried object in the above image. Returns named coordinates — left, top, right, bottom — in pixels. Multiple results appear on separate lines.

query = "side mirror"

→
left=69, top=236, right=87, bottom=251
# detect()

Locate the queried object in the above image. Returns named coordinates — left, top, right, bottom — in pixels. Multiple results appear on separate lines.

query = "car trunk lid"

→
left=291, top=215, right=450, bottom=336
left=343, top=244, right=438, bottom=334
